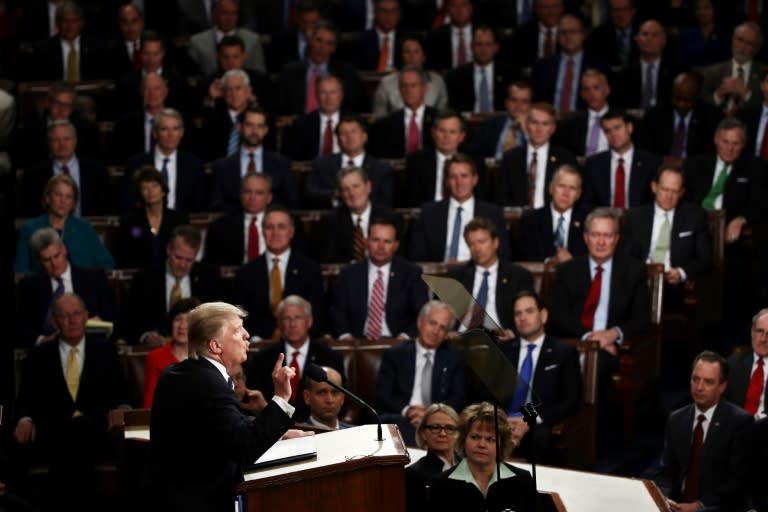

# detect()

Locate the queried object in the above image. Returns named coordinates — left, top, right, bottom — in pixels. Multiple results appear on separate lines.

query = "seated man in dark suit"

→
left=554, top=69, right=612, bottom=158
left=500, top=0, right=563, bottom=68
left=14, top=293, right=126, bottom=509
left=584, top=0, right=639, bottom=70
left=725, top=309, right=768, bottom=420
left=640, top=71, right=722, bottom=159
left=410, top=153, right=508, bottom=262
left=235, top=206, right=324, bottom=341
left=200, top=69, right=258, bottom=162
left=353, top=0, right=406, bottom=72
left=211, top=104, right=299, bottom=211
left=103, top=3, right=144, bottom=78
left=123, top=108, right=208, bottom=214
left=656, top=351, right=753, bottom=511
left=17, top=228, right=115, bottom=347
left=313, top=166, right=400, bottom=263
left=305, top=115, right=393, bottom=208
left=246, top=295, right=345, bottom=423
left=622, top=165, right=712, bottom=308
left=20, top=120, right=109, bottom=217
left=521, top=164, right=588, bottom=263
left=424, top=0, right=474, bottom=71
left=118, top=225, right=224, bottom=345
left=498, top=291, right=582, bottom=463
left=303, top=367, right=352, bottom=429
left=376, top=300, right=467, bottom=445
left=448, top=217, right=533, bottom=332
left=737, top=68, right=768, bottom=158
left=549, top=208, right=650, bottom=377
left=469, top=80, right=532, bottom=160
left=331, top=216, right=427, bottom=340
left=496, top=102, right=577, bottom=207
left=581, top=108, right=660, bottom=210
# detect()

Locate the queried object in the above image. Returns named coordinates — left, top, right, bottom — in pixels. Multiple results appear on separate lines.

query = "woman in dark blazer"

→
left=406, top=403, right=461, bottom=512
left=116, top=165, right=188, bottom=268
left=426, top=402, right=535, bottom=512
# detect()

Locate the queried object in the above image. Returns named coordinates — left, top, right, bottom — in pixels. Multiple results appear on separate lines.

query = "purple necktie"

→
left=586, top=115, right=601, bottom=156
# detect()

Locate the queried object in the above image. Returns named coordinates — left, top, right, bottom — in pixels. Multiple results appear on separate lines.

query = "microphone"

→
left=305, top=363, right=384, bottom=441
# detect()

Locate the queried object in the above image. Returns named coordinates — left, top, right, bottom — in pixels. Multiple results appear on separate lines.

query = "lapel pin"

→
left=549, top=156, right=556, bottom=162
left=292, top=269, right=298, bottom=275
left=502, top=277, right=508, bottom=284
left=390, top=271, right=395, bottom=277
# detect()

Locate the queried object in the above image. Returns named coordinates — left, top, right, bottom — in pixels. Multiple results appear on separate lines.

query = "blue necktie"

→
left=554, top=215, right=565, bottom=248
left=448, top=206, right=463, bottom=260
left=160, top=157, right=170, bottom=185
left=227, top=377, right=234, bottom=391
left=227, top=121, right=239, bottom=156
left=476, top=270, right=490, bottom=309
left=520, top=0, right=532, bottom=25
left=509, top=343, right=536, bottom=416
left=43, top=277, right=65, bottom=335
left=479, top=69, right=491, bottom=113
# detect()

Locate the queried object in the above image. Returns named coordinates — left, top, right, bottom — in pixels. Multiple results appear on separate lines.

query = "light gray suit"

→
left=372, top=70, right=448, bottom=117
left=188, top=27, right=266, bottom=75
left=701, top=59, right=768, bottom=112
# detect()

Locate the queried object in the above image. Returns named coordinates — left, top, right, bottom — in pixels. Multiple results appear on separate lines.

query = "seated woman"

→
left=426, top=402, right=535, bottom=512
left=406, top=403, right=461, bottom=512
left=143, top=297, right=200, bottom=408
left=116, top=165, right=189, bottom=269
left=14, top=174, right=114, bottom=273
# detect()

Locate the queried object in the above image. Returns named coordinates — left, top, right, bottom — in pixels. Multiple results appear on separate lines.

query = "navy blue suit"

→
left=210, top=152, right=299, bottom=211
left=404, top=150, right=489, bottom=207
left=122, top=151, right=209, bottom=213
left=637, top=101, right=722, bottom=158
left=520, top=206, right=588, bottom=262
left=469, top=114, right=525, bottom=159
left=581, top=149, right=660, bottom=210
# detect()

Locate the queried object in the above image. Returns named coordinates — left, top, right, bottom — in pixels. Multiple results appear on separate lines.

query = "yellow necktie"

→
left=503, top=123, right=518, bottom=153
left=270, top=257, right=283, bottom=340
left=66, top=346, right=80, bottom=401
left=170, top=278, right=182, bottom=308
left=67, top=42, right=79, bottom=82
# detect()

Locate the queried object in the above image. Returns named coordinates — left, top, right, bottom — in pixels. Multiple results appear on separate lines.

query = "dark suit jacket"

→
left=354, top=29, right=407, bottom=71
left=14, top=114, right=101, bottom=169
left=622, top=201, right=712, bottom=278
left=614, top=56, right=684, bottom=109
left=553, top=111, right=592, bottom=157
left=199, top=102, right=242, bottom=162
left=447, top=261, right=534, bottom=329
left=424, top=24, right=457, bottom=71
left=683, top=153, right=764, bottom=223
left=520, top=206, right=588, bottom=262
left=304, top=153, right=394, bottom=208
left=246, top=341, right=345, bottom=422
left=501, top=21, right=557, bottom=68
left=115, top=208, right=190, bottom=269
left=268, top=28, right=303, bottom=72
left=404, top=150, right=488, bottom=207
left=29, top=34, right=106, bottom=80
left=584, top=19, right=639, bottom=69
left=122, top=151, right=209, bottom=213
left=738, top=103, right=768, bottom=157
left=407, top=450, right=460, bottom=512
left=371, top=106, right=437, bottom=159
left=409, top=198, right=510, bottom=262
left=113, top=68, right=189, bottom=116
left=284, top=110, right=350, bottom=161
left=469, top=114, right=525, bottom=159
left=17, top=266, right=116, bottom=347
left=725, top=351, right=768, bottom=413
left=109, top=110, right=197, bottom=165
left=146, top=357, right=292, bottom=511
left=104, top=37, right=138, bottom=79
left=497, top=336, right=581, bottom=426
left=118, top=263, right=225, bottom=344
left=20, top=157, right=110, bottom=217
left=445, top=61, right=519, bottom=112
left=210, top=152, right=299, bottom=211
left=495, top=144, right=577, bottom=206
left=235, top=252, right=324, bottom=339
left=581, top=149, right=660, bottom=210
left=376, top=339, right=467, bottom=415
left=531, top=53, right=611, bottom=110
left=638, top=102, right=722, bottom=158
left=548, top=253, right=650, bottom=339
left=277, top=59, right=362, bottom=115
left=655, top=401, right=753, bottom=510
left=313, top=204, right=401, bottom=263
left=331, top=257, right=428, bottom=338
left=427, top=462, right=534, bottom=512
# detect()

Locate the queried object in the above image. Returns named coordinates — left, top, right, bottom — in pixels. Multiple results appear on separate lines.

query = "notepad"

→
left=246, top=435, right=318, bottom=470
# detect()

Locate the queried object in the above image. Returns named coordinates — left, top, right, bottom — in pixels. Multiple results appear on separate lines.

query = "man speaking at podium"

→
left=145, top=302, right=298, bottom=511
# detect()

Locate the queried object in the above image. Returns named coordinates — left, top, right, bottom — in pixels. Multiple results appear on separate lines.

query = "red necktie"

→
left=377, top=34, right=390, bottom=72
left=748, top=0, right=759, bottom=21
left=684, top=414, right=706, bottom=502
left=613, top=157, right=626, bottom=208
left=247, top=151, right=256, bottom=174
left=61, top=164, right=70, bottom=175
left=559, top=58, right=574, bottom=113
left=366, top=270, right=385, bottom=340
left=406, top=109, right=420, bottom=153
left=760, top=120, right=768, bottom=160
left=247, top=216, right=259, bottom=261
left=544, top=28, right=554, bottom=57
left=289, top=350, right=300, bottom=403
left=745, top=357, right=765, bottom=415
left=132, top=40, right=142, bottom=70
left=322, top=118, right=334, bottom=155
left=457, top=28, right=467, bottom=66
left=306, top=65, right=318, bottom=113
left=580, top=265, right=603, bottom=331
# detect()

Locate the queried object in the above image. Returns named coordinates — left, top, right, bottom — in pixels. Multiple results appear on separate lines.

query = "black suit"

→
left=469, top=114, right=526, bottom=159
left=110, top=110, right=197, bottom=165
left=427, top=462, right=534, bottom=512
left=199, top=103, right=244, bottom=162
left=553, top=111, right=593, bottom=157
left=371, top=106, right=437, bottom=159
left=16, top=266, right=116, bottom=347
left=656, top=401, right=753, bottom=510
left=404, top=150, right=488, bottom=207
left=447, top=261, right=534, bottom=329
left=531, top=53, right=611, bottom=110
left=268, top=29, right=304, bottom=72
left=520, top=206, right=588, bottom=262
left=304, top=153, right=394, bottom=208
left=277, top=59, right=362, bottom=115
left=210, top=152, right=299, bottom=211
left=113, top=68, right=189, bottom=116
left=146, top=357, right=292, bottom=511
left=104, top=37, right=139, bottom=78
left=501, top=21, right=555, bottom=68
left=235, top=252, right=324, bottom=340
left=408, top=198, right=510, bottom=262
left=312, top=205, right=401, bottom=263
left=584, top=20, right=639, bottom=69
left=14, top=114, right=101, bottom=169
left=495, top=144, right=577, bottom=206
left=406, top=451, right=460, bottom=512
left=330, top=257, right=428, bottom=339
left=581, top=149, right=660, bottom=210
left=445, top=62, right=518, bottom=112
left=285, top=110, right=349, bottom=161
left=28, top=35, right=106, bottom=80
left=20, top=157, right=110, bottom=217
left=123, top=151, right=209, bottom=213
left=614, top=57, right=683, bottom=109
left=246, top=341, right=345, bottom=422
left=738, top=103, right=768, bottom=157
left=424, top=24, right=459, bottom=71
left=354, top=29, right=406, bottom=71
left=115, top=208, right=190, bottom=269
left=638, top=102, right=722, bottom=158
left=725, top=351, right=768, bottom=414
left=118, top=263, right=225, bottom=344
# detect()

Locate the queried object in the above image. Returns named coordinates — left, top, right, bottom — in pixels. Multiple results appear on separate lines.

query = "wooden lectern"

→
left=239, top=424, right=409, bottom=512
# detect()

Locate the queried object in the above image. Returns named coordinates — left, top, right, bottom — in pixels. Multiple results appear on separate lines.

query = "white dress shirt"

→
left=242, top=212, right=266, bottom=262
left=407, top=341, right=436, bottom=410
left=377, top=29, right=396, bottom=70
left=550, top=206, right=573, bottom=248
left=319, top=112, right=341, bottom=154
left=154, top=149, right=178, bottom=208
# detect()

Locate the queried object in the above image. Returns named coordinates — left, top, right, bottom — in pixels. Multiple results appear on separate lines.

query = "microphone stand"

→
left=323, top=376, right=384, bottom=442
left=522, top=402, right=540, bottom=505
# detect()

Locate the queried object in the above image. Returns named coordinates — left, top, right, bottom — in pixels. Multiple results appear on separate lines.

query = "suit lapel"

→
left=532, top=337, right=555, bottom=386
left=629, top=155, right=646, bottom=206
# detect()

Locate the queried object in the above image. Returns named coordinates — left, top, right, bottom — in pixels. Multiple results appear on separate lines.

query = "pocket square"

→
left=544, top=364, right=558, bottom=371
left=678, top=231, right=693, bottom=238
left=736, top=177, right=749, bottom=183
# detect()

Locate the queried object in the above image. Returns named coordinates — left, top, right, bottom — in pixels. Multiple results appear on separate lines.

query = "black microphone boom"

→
left=305, top=363, right=384, bottom=442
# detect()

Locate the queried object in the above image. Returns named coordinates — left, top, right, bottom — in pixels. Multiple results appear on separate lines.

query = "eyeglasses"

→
left=424, top=424, right=457, bottom=434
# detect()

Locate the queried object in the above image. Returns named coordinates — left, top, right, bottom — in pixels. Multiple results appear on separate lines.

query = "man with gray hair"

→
left=725, top=309, right=768, bottom=419
left=246, top=295, right=344, bottom=422
left=376, top=300, right=467, bottom=445
left=201, top=68, right=257, bottom=161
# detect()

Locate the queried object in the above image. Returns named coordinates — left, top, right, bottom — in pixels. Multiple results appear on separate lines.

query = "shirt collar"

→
left=202, top=355, right=230, bottom=383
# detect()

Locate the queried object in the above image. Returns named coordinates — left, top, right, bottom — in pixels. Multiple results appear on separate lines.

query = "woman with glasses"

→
left=426, top=402, right=534, bottom=512
left=406, top=403, right=460, bottom=512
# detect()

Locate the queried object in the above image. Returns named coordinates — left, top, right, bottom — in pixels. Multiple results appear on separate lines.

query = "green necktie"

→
left=701, top=163, right=729, bottom=209
left=651, top=212, right=671, bottom=264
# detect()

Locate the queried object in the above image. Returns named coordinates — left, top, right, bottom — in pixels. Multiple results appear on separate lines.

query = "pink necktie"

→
left=306, top=65, right=318, bottom=112
left=406, top=110, right=420, bottom=154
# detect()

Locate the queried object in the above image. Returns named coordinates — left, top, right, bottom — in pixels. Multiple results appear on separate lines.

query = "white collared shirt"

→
left=408, top=341, right=437, bottom=407
left=341, top=152, right=365, bottom=169
left=366, top=260, right=393, bottom=337
left=692, top=403, right=717, bottom=441
left=527, top=143, right=550, bottom=208
left=445, top=195, right=475, bottom=262
left=54, top=156, right=82, bottom=215
left=349, top=202, right=372, bottom=242
left=59, top=36, right=81, bottom=80
left=550, top=206, right=573, bottom=249
left=283, top=339, right=310, bottom=376
left=165, top=267, right=191, bottom=311
left=154, top=149, right=178, bottom=208
left=215, top=28, right=236, bottom=44
left=243, top=212, right=266, bottom=262
left=473, top=62, right=495, bottom=112
left=610, top=146, right=634, bottom=206
left=710, top=156, right=732, bottom=210
left=451, top=24, right=472, bottom=67
left=266, top=248, right=291, bottom=292
left=650, top=203, right=676, bottom=271
left=472, top=259, right=500, bottom=327
left=319, top=111, right=341, bottom=155
left=59, top=337, right=85, bottom=380
left=50, top=264, right=74, bottom=294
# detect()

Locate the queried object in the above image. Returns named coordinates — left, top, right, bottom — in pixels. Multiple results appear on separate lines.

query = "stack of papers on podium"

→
left=247, top=435, right=318, bottom=470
